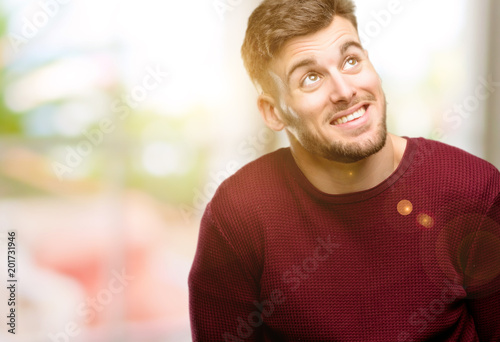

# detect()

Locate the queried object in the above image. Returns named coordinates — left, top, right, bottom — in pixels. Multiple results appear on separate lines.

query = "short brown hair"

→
left=241, top=0, right=358, bottom=93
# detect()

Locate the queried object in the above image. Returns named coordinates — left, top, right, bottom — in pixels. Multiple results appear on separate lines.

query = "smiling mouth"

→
left=332, top=106, right=367, bottom=126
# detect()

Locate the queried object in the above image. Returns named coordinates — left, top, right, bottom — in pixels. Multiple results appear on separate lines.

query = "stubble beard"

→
left=283, top=95, right=388, bottom=164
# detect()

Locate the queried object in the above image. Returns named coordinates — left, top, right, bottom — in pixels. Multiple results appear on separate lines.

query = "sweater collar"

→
left=284, top=136, right=418, bottom=204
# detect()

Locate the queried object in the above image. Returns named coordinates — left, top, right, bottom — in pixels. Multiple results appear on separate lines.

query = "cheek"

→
left=356, top=70, right=382, bottom=94
left=289, top=90, right=331, bottom=117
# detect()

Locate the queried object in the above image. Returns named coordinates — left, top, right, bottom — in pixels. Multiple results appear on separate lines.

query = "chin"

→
left=304, top=123, right=388, bottom=163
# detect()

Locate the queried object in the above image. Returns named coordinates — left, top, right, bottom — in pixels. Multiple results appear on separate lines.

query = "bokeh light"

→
left=417, top=213, right=435, bottom=228
left=397, top=200, right=413, bottom=216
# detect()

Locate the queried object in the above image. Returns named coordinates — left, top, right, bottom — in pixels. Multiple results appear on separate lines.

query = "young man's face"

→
left=267, top=16, right=387, bottom=163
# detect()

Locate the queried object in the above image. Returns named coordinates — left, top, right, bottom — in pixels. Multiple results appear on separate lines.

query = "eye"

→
left=343, top=57, right=358, bottom=70
left=301, top=73, right=321, bottom=87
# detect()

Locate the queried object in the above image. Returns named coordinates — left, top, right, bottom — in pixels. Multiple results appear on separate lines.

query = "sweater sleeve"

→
left=465, top=191, right=500, bottom=341
left=188, top=203, right=262, bottom=342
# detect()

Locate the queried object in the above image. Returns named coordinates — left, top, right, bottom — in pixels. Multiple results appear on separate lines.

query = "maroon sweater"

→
left=189, top=137, right=500, bottom=341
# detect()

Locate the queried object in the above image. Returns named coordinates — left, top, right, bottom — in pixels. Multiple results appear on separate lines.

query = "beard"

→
left=282, top=94, right=387, bottom=164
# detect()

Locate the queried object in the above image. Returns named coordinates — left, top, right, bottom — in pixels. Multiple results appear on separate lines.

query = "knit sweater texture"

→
left=189, top=137, right=500, bottom=341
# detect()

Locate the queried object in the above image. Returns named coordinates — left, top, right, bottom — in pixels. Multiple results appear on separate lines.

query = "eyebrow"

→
left=286, top=58, right=318, bottom=85
left=340, top=40, right=364, bottom=55
left=285, top=40, right=364, bottom=84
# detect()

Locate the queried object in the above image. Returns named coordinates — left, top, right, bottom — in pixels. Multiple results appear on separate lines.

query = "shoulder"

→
left=208, top=147, right=292, bottom=223
left=212, top=147, right=291, bottom=202
left=409, top=137, right=500, bottom=196
left=200, top=149, right=292, bottom=267
left=413, top=137, right=497, bottom=172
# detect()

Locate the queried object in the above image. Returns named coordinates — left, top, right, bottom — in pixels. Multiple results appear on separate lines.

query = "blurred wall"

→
left=486, top=0, right=500, bottom=169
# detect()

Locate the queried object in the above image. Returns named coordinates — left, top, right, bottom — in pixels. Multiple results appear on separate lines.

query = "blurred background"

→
left=0, top=0, right=498, bottom=341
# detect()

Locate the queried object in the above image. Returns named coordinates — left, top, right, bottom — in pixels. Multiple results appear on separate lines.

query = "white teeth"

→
left=333, top=106, right=366, bottom=125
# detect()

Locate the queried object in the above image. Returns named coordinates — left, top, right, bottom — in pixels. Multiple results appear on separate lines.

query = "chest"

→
left=255, top=202, right=469, bottom=340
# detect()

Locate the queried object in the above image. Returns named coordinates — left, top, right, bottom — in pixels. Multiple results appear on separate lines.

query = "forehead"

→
left=271, top=16, right=360, bottom=75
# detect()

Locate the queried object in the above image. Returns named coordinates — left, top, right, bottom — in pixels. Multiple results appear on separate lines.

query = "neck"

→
left=290, top=133, right=406, bottom=195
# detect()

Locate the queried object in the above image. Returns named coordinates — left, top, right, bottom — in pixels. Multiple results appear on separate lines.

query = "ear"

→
left=257, top=93, right=285, bottom=131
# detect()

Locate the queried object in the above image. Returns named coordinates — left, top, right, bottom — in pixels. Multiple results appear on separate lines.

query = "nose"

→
left=328, top=73, right=356, bottom=104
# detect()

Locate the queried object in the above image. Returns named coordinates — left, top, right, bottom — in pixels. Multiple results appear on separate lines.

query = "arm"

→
left=188, top=203, right=262, bottom=342
left=465, top=192, right=500, bottom=341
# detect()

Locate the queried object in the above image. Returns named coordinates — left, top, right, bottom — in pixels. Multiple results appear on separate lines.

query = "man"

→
left=189, top=0, right=500, bottom=340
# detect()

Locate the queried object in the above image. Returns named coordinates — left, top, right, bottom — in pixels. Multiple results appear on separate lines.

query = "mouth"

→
left=330, top=105, right=368, bottom=126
